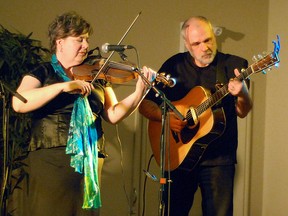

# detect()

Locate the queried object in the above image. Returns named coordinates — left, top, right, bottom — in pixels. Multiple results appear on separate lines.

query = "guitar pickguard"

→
left=180, top=124, right=200, bottom=144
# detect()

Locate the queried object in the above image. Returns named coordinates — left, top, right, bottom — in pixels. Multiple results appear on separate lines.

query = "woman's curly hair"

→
left=48, top=11, right=93, bottom=53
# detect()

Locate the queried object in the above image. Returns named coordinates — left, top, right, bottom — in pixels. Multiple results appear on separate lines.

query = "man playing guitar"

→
left=139, top=16, right=253, bottom=216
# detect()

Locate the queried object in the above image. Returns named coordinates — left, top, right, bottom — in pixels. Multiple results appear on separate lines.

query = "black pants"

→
left=8, top=147, right=98, bottom=216
left=164, top=165, right=235, bottom=216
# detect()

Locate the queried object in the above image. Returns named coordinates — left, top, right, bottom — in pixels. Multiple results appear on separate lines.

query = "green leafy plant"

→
left=0, top=25, right=50, bottom=215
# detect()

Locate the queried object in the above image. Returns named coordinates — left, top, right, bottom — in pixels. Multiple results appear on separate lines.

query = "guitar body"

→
left=148, top=86, right=226, bottom=171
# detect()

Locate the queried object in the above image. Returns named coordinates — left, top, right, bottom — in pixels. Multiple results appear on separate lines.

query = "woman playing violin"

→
left=10, top=11, right=155, bottom=216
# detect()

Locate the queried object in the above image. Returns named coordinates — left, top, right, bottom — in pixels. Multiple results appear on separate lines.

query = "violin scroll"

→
left=154, top=72, right=176, bottom=88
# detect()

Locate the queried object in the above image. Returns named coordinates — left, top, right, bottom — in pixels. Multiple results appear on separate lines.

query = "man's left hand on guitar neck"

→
left=228, top=68, right=253, bottom=118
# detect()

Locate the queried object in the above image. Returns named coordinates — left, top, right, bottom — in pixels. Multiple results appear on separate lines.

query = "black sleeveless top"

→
left=25, top=62, right=110, bottom=157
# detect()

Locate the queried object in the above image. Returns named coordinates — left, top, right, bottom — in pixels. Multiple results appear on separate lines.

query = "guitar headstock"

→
left=251, top=35, right=280, bottom=74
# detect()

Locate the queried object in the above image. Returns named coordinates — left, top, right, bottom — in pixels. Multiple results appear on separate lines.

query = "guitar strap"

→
left=214, top=52, right=229, bottom=108
left=216, top=52, right=228, bottom=85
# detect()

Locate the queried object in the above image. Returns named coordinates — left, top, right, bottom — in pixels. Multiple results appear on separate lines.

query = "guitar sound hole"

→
left=180, top=123, right=200, bottom=144
left=186, top=109, right=196, bottom=126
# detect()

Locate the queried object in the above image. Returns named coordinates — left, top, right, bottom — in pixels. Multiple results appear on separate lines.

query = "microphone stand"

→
left=0, top=80, right=27, bottom=216
left=98, top=9, right=184, bottom=210
left=132, top=68, right=185, bottom=216
left=156, top=90, right=182, bottom=216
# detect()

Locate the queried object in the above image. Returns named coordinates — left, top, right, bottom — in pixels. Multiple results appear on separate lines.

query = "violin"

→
left=72, top=57, right=138, bottom=84
left=72, top=56, right=175, bottom=87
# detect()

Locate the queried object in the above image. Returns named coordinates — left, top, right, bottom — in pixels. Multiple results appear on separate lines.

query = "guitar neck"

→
left=193, top=46, right=280, bottom=117
left=195, top=66, right=253, bottom=117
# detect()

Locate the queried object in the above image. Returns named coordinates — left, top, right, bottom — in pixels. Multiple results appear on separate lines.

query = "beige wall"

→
left=264, top=1, right=288, bottom=216
left=1, top=0, right=287, bottom=215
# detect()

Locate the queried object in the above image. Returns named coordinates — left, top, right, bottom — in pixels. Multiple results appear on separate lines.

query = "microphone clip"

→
left=118, top=51, right=128, bottom=61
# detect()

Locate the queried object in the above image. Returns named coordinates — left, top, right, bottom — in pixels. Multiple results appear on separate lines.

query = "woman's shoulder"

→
left=25, top=62, right=55, bottom=83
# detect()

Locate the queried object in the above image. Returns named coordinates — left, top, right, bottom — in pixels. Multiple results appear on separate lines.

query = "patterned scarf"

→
left=51, top=54, right=101, bottom=209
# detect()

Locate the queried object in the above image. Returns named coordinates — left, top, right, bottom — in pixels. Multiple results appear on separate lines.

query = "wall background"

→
left=1, top=0, right=287, bottom=215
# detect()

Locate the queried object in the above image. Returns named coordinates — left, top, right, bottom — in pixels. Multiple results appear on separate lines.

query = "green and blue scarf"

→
left=51, top=54, right=101, bottom=209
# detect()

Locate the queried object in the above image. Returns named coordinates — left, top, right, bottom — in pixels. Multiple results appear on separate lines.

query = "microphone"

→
left=101, top=43, right=134, bottom=53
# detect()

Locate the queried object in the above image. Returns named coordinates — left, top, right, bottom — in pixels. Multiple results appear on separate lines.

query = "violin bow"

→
left=91, top=11, right=142, bottom=84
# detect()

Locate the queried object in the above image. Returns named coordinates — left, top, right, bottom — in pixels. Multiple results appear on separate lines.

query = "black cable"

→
left=141, top=154, right=154, bottom=216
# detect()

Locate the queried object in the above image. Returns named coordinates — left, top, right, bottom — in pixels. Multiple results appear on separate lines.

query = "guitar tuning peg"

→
left=262, top=70, right=267, bottom=74
left=252, top=54, right=263, bottom=61
left=252, top=55, right=258, bottom=62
